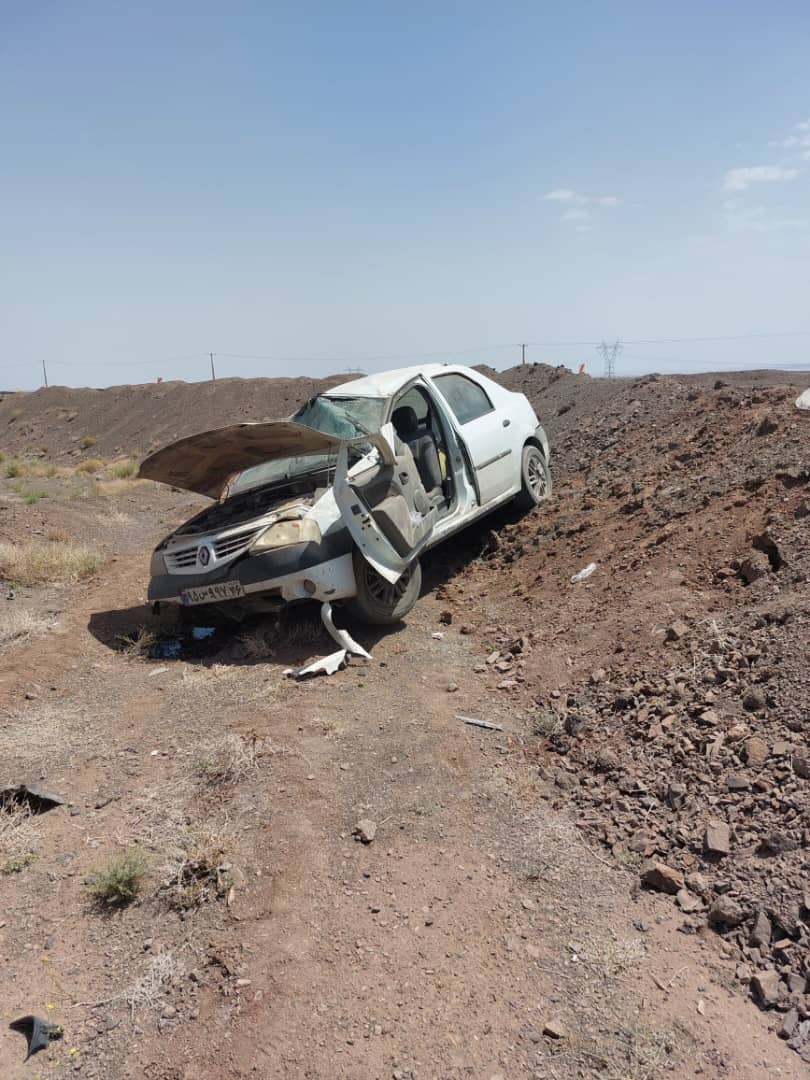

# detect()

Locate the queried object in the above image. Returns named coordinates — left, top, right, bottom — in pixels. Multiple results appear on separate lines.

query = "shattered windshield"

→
left=228, top=396, right=385, bottom=497
left=290, top=395, right=385, bottom=437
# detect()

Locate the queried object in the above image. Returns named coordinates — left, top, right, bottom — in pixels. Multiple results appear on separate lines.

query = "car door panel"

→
left=334, top=431, right=437, bottom=584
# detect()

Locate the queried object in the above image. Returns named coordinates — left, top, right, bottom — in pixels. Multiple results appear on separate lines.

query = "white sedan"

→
left=140, top=363, right=551, bottom=624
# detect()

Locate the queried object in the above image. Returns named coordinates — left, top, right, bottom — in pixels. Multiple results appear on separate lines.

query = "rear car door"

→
left=333, top=430, right=438, bottom=584
left=428, top=371, right=517, bottom=505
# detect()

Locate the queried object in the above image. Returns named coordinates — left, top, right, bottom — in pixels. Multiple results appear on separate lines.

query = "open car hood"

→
left=138, top=421, right=344, bottom=499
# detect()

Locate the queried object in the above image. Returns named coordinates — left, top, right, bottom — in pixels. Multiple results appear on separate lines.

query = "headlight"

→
left=250, top=518, right=321, bottom=551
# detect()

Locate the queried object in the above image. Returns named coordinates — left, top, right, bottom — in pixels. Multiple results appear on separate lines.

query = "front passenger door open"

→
left=334, top=430, right=437, bottom=585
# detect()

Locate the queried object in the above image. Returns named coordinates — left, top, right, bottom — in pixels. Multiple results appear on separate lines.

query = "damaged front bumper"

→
left=148, top=533, right=356, bottom=608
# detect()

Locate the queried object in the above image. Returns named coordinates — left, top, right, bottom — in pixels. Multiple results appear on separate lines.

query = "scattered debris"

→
left=431, top=631, right=444, bottom=640
left=320, top=601, right=371, bottom=659
left=458, top=715, right=503, bottom=732
left=0, top=784, right=65, bottom=814
left=9, top=1015, right=63, bottom=1060
left=286, top=649, right=349, bottom=680
left=285, top=602, right=372, bottom=679
left=352, top=818, right=377, bottom=844
left=570, top=562, right=597, bottom=583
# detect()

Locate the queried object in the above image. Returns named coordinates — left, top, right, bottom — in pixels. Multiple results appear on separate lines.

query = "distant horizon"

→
left=2, top=356, right=809, bottom=396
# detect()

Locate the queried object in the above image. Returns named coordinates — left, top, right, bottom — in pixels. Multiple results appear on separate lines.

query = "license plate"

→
left=180, top=580, right=245, bottom=606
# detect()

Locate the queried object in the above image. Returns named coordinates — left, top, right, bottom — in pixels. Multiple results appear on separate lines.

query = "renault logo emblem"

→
left=198, top=546, right=211, bottom=567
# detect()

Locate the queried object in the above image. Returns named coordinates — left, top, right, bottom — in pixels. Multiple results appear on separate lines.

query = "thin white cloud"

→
left=543, top=188, right=619, bottom=206
left=561, top=208, right=590, bottom=222
left=722, top=198, right=809, bottom=233
left=722, top=165, right=799, bottom=191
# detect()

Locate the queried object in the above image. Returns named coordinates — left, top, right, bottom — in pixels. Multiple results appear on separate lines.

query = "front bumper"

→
left=148, top=533, right=355, bottom=606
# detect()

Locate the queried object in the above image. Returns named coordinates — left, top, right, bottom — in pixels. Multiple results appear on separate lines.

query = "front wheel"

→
left=514, top=444, right=552, bottom=510
left=344, top=548, right=422, bottom=625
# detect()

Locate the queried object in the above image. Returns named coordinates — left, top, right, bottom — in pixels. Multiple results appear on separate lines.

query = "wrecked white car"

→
left=140, top=364, right=551, bottom=624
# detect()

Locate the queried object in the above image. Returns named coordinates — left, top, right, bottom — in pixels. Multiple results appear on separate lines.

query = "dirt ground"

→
left=1, top=365, right=809, bottom=1079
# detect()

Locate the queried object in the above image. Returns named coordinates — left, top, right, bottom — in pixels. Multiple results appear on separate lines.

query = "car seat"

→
left=391, top=405, right=444, bottom=502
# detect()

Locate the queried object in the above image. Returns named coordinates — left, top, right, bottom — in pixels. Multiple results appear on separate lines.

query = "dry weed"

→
left=76, top=457, right=104, bottom=474
left=96, top=508, right=133, bottom=526
left=0, top=607, right=51, bottom=647
left=195, top=732, right=258, bottom=785
left=108, top=458, right=137, bottom=479
left=161, top=823, right=234, bottom=909
left=118, top=626, right=157, bottom=657
left=93, top=477, right=144, bottom=496
left=0, top=804, right=38, bottom=873
left=0, top=540, right=100, bottom=585
left=125, top=953, right=178, bottom=1015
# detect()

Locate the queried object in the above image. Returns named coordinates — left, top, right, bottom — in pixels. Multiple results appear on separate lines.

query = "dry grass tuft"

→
left=87, top=847, right=149, bottom=905
left=0, top=607, right=51, bottom=648
left=97, top=509, right=133, bottom=526
left=125, top=953, right=178, bottom=1015
left=162, top=824, right=234, bottom=909
left=0, top=804, right=38, bottom=873
left=118, top=626, right=157, bottom=657
left=0, top=540, right=101, bottom=585
left=76, top=457, right=104, bottom=474
left=80, top=435, right=97, bottom=449
left=195, top=732, right=258, bottom=785
left=108, top=458, right=138, bottom=479
left=93, top=477, right=144, bottom=496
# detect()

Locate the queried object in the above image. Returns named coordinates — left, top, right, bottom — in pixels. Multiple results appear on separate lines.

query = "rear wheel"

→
left=345, top=547, right=422, bottom=625
left=514, top=444, right=552, bottom=510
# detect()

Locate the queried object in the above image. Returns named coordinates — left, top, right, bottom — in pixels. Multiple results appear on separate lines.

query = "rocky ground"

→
left=1, top=363, right=809, bottom=1079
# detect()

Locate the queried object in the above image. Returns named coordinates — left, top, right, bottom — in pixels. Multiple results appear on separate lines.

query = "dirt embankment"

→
left=0, top=375, right=346, bottom=461
left=436, top=363, right=810, bottom=1057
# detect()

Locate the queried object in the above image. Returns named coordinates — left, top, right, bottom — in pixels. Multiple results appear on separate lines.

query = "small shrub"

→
left=77, top=457, right=103, bottom=474
left=4, top=461, right=21, bottom=478
left=87, top=848, right=149, bottom=904
left=0, top=540, right=101, bottom=585
left=109, top=458, right=137, bottom=479
left=22, top=488, right=47, bottom=505
left=80, top=435, right=97, bottom=449
left=118, top=626, right=157, bottom=657
left=43, top=464, right=58, bottom=478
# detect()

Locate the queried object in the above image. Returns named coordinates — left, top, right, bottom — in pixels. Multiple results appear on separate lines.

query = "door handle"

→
left=502, top=418, right=511, bottom=427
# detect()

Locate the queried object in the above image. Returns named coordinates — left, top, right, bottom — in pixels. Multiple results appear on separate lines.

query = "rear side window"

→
left=433, top=373, right=494, bottom=424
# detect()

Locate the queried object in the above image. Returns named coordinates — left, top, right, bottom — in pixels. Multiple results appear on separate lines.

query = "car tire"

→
left=344, top=547, right=422, bottom=625
left=514, top=444, right=552, bottom=510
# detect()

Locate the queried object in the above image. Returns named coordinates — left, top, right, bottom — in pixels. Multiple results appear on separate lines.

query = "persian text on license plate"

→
left=180, top=581, right=245, bottom=606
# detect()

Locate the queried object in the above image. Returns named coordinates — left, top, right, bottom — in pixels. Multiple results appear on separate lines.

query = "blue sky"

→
left=2, top=2, right=809, bottom=389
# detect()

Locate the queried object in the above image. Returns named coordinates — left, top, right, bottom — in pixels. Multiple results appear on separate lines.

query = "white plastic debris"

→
left=431, top=631, right=444, bottom=640
left=285, top=649, right=348, bottom=680
left=571, top=562, right=597, bottom=583
left=321, top=601, right=372, bottom=659
left=796, top=388, right=810, bottom=411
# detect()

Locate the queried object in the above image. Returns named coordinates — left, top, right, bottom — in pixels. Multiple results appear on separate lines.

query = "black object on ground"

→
left=0, top=784, right=65, bottom=814
left=9, top=1015, right=63, bottom=1059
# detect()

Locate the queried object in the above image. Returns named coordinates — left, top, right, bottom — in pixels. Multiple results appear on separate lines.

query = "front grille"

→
left=165, top=526, right=264, bottom=574
left=213, top=528, right=261, bottom=560
left=166, top=544, right=199, bottom=570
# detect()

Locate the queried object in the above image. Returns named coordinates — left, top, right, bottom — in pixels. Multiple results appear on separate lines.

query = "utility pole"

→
left=210, top=352, right=216, bottom=381
left=597, top=340, right=622, bottom=378
left=521, top=343, right=527, bottom=365
left=42, top=359, right=48, bottom=388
